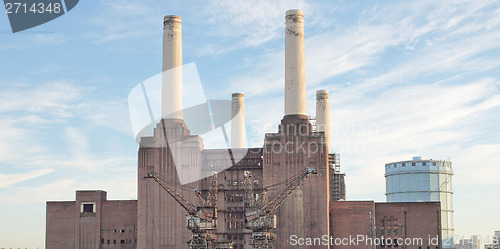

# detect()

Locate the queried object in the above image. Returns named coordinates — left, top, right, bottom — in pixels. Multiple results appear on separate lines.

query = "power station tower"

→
left=262, top=9, right=330, bottom=249
left=385, top=156, right=454, bottom=248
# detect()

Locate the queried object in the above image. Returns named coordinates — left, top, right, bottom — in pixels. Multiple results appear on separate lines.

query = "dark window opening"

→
left=83, top=204, right=94, bottom=213
left=120, top=240, right=125, bottom=244
left=107, top=240, right=110, bottom=244
left=101, top=238, right=104, bottom=244
left=113, top=240, right=116, bottom=244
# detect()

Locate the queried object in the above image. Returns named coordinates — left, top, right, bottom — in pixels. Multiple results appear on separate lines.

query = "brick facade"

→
left=46, top=190, right=137, bottom=249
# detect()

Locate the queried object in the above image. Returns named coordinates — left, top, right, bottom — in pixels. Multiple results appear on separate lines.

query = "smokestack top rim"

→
left=232, top=93, right=244, bottom=97
left=286, top=9, right=304, bottom=16
left=164, top=15, right=182, bottom=21
left=316, top=90, right=329, bottom=98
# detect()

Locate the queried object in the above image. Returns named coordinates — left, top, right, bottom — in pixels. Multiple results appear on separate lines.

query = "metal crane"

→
left=146, top=172, right=234, bottom=249
left=243, top=167, right=317, bottom=248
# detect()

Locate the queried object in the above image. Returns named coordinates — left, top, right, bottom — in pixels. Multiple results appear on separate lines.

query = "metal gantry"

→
left=146, top=172, right=234, bottom=249
left=243, top=167, right=317, bottom=248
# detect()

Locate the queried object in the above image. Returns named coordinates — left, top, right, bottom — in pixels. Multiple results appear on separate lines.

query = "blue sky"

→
left=1, top=0, right=500, bottom=248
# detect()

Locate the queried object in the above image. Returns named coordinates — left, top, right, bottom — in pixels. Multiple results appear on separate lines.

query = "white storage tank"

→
left=385, top=157, right=454, bottom=248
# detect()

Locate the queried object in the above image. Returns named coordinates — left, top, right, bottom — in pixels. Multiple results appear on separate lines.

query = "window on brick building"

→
left=83, top=203, right=94, bottom=213
left=121, top=240, right=125, bottom=244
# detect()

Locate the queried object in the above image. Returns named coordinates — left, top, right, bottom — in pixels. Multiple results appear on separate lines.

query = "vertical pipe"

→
left=162, top=15, right=183, bottom=119
left=316, top=90, right=330, bottom=147
left=231, top=93, right=246, bottom=148
left=284, top=9, right=307, bottom=116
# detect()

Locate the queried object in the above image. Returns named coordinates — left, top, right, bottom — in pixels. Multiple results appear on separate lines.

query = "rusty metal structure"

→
left=244, top=167, right=317, bottom=248
left=146, top=172, right=234, bottom=249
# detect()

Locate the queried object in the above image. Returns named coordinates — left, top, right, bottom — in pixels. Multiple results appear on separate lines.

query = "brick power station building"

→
left=46, top=9, right=441, bottom=249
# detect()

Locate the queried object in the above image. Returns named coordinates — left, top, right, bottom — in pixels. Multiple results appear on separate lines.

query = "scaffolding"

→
left=329, top=153, right=346, bottom=201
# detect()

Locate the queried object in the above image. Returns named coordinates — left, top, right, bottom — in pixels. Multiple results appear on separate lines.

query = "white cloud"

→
left=0, top=169, right=54, bottom=188
left=200, top=0, right=309, bottom=53
left=75, top=177, right=137, bottom=200
left=332, top=78, right=500, bottom=200
left=1, top=179, right=75, bottom=205
left=0, top=82, right=83, bottom=116
left=0, top=33, right=66, bottom=51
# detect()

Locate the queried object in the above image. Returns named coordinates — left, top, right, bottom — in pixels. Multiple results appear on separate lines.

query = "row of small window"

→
left=226, top=194, right=244, bottom=202
left=223, top=234, right=244, bottom=241
left=227, top=206, right=245, bottom=211
left=227, top=180, right=259, bottom=186
left=380, top=228, right=399, bottom=236
left=101, top=239, right=136, bottom=245
left=226, top=211, right=245, bottom=219
left=386, top=162, right=438, bottom=168
left=227, top=221, right=245, bottom=229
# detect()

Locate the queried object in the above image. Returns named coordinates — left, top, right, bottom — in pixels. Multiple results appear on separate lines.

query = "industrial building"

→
left=47, top=9, right=337, bottom=249
left=385, top=157, right=454, bottom=247
left=46, top=191, right=137, bottom=249
left=45, top=9, right=446, bottom=249
left=329, top=201, right=442, bottom=249
left=455, top=236, right=481, bottom=249
left=136, top=9, right=332, bottom=249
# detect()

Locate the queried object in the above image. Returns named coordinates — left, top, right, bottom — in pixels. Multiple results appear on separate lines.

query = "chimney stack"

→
left=231, top=93, right=246, bottom=148
left=284, top=9, right=306, bottom=117
left=316, top=90, right=330, bottom=148
left=162, top=15, right=183, bottom=119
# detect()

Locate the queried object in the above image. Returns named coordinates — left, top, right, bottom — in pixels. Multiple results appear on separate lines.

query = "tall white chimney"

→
left=316, top=90, right=330, bottom=147
left=162, top=15, right=183, bottom=119
left=231, top=93, right=246, bottom=148
left=284, top=9, right=306, bottom=116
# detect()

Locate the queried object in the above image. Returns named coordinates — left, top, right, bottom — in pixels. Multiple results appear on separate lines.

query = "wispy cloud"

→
left=1, top=179, right=75, bottom=205
left=0, top=169, right=54, bottom=188
left=82, top=0, right=159, bottom=45
left=0, top=82, right=136, bottom=175
left=0, top=33, right=66, bottom=51
left=0, top=82, right=82, bottom=116
left=199, top=0, right=309, bottom=54
left=332, top=78, right=500, bottom=199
